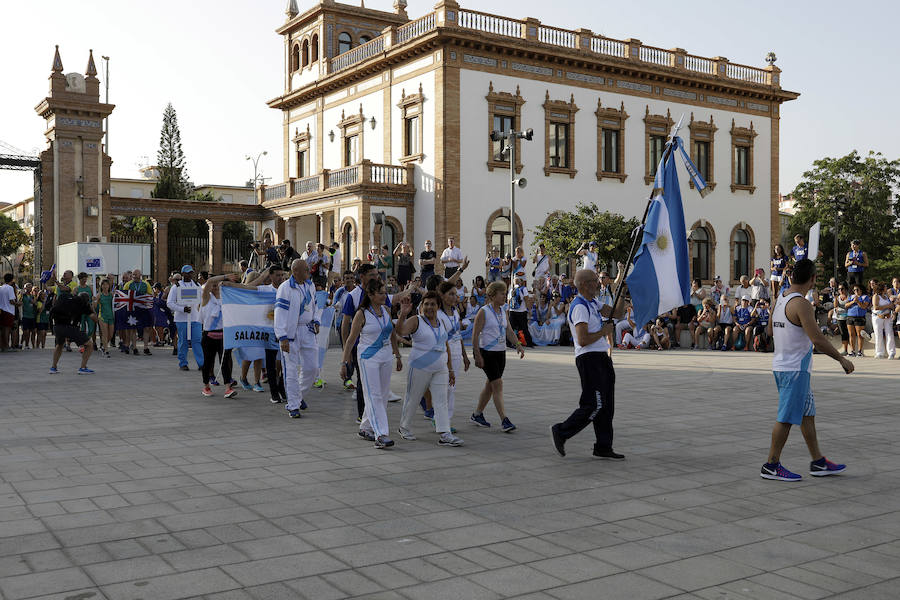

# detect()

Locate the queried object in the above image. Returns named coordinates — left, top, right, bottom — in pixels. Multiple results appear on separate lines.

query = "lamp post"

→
left=245, top=151, right=268, bottom=189
left=832, top=196, right=850, bottom=282
left=489, top=128, right=533, bottom=256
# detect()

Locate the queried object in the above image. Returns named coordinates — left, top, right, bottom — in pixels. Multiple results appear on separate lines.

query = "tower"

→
left=34, top=46, right=114, bottom=268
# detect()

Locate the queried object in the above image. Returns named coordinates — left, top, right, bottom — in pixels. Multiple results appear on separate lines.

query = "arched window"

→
left=359, top=35, right=371, bottom=45
left=290, top=44, right=300, bottom=71
left=301, top=39, right=309, bottom=68
left=733, top=229, right=750, bottom=280
left=342, top=222, right=353, bottom=264
left=311, top=34, right=319, bottom=61
left=338, top=32, right=352, bottom=54
left=691, top=227, right=710, bottom=281
left=491, top=215, right=512, bottom=258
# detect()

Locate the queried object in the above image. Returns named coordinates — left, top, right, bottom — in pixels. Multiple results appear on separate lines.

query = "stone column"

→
left=208, top=219, right=225, bottom=274
left=152, top=217, right=169, bottom=283
left=275, top=216, right=286, bottom=244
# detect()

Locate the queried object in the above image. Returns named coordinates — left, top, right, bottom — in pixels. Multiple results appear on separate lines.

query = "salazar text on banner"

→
left=220, top=285, right=278, bottom=351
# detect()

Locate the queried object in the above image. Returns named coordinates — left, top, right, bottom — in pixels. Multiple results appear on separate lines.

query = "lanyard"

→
left=368, top=306, right=387, bottom=331
left=441, top=307, right=458, bottom=335
left=488, top=304, right=504, bottom=332
left=421, top=315, right=443, bottom=348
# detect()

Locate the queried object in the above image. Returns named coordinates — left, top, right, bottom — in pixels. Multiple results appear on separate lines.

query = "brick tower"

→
left=34, top=46, right=114, bottom=268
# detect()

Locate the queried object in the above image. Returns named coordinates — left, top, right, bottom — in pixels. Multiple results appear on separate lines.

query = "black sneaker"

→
left=593, top=448, right=625, bottom=460
left=143, top=348, right=152, bottom=356
left=172, top=348, right=177, bottom=356
left=550, top=424, right=566, bottom=457
left=269, top=396, right=282, bottom=404
left=132, top=348, right=139, bottom=355
left=179, top=365, right=190, bottom=371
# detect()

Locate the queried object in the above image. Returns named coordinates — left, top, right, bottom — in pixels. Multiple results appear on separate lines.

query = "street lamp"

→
left=245, top=151, right=268, bottom=189
left=489, top=128, right=533, bottom=257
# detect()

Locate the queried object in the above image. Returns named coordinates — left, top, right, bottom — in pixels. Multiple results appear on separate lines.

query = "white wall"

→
left=458, top=69, right=773, bottom=283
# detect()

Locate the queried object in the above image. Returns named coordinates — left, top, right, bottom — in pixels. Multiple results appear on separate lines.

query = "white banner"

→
left=808, top=222, right=821, bottom=260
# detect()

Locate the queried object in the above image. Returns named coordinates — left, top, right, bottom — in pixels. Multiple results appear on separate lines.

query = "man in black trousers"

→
left=551, top=269, right=625, bottom=459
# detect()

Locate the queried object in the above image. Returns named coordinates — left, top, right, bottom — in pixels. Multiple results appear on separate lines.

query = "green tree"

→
left=0, top=215, right=32, bottom=264
left=788, top=150, right=900, bottom=279
left=110, top=216, right=154, bottom=240
left=531, top=204, right=639, bottom=272
left=870, top=245, right=900, bottom=282
left=152, top=103, right=193, bottom=200
left=223, top=220, right=253, bottom=243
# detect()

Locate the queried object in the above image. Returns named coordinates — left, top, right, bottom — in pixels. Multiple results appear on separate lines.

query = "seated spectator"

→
left=732, top=295, right=755, bottom=351
left=710, top=275, right=730, bottom=305
left=693, top=298, right=717, bottom=349
left=650, top=318, right=670, bottom=350
left=714, top=296, right=734, bottom=351
left=750, top=298, right=771, bottom=351
left=622, top=322, right=652, bottom=349
left=615, top=300, right=635, bottom=345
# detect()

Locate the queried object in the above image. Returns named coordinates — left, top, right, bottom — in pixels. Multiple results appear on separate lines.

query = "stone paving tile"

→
left=2, top=347, right=899, bottom=598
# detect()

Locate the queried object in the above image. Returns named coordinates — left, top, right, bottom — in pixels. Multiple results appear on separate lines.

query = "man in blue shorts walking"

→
left=762, top=259, right=853, bottom=481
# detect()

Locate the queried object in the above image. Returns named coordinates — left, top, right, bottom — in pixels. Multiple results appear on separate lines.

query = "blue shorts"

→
left=774, top=370, right=816, bottom=425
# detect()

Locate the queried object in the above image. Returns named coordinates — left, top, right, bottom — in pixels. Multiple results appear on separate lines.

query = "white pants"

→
left=615, top=320, right=632, bottom=344
left=283, top=339, right=318, bottom=411
left=873, top=314, right=896, bottom=357
left=623, top=332, right=650, bottom=348
left=447, top=349, right=462, bottom=422
left=401, top=367, right=450, bottom=434
left=359, top=358, right=392, bottom=438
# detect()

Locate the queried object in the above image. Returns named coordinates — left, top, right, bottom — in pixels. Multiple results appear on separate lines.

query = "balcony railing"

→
left=261, top=161, right=414, bottom=205
left=315, top=4, right=776, bottom=88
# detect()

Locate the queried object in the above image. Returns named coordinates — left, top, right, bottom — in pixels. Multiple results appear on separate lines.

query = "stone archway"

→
left=484, top=208, right=524, bottom=259
left=339, top=216, right=358, bottom=265
left=728, top=222, right=756, bottom=283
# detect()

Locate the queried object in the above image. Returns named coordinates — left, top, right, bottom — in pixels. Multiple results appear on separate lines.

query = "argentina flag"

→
left=220, top=285, right=278, bottom=350
left=625, top=137, right=694, bottom=328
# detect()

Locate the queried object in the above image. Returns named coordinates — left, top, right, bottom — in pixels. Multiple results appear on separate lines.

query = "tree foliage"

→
left=531, top=204, right=639, bottom=272
left=152, top=103, right=193, bottom=200
left=0, top=215, right=32, bottom=259
left=224, top=220, right=253, bottom=242
left=110, top=216, right=154, bottom=240
left=870, top=245, right=900, bottom=282
left=788, top=150, right=900, bottom=280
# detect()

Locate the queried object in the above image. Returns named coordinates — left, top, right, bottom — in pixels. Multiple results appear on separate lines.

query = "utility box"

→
left=57, top=242, right=151, bottom=278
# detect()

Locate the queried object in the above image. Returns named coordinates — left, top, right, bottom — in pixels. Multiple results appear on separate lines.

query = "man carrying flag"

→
left=552, top=118, right=707, bottom=460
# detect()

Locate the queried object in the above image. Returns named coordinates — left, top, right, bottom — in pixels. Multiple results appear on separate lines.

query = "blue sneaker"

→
left=49, top=366, right=59, bottom=374
left=424, top=408, right=434, bottom=420
left=760, top=462, right=802, bottom=481
left=77, top=367, right=95, bottom=375
left=288, top=409, right=302, bottom=418
left=470, top=413, right=491, bottom=428
left=240, top=379, right=253, bottom=390
left=358, top=429, right=375, bottom=441
left=252, top=383, right=265, bottom=393
left=501, top=417, right=516, bottom=433
left=810, top=457, right=846, bottom=477
left=299, top=399, right=308, bottom=410
left=209, top=376, right=219, bottom=386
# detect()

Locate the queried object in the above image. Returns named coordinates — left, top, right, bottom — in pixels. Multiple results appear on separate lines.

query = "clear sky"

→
left=2, top=0, right=898, bottom=205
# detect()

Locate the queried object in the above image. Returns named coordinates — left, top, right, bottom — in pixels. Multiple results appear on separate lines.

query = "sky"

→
left=2, top=0, right=899, bottom=205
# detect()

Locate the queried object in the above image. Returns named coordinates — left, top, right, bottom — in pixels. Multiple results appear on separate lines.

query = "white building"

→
left=263, top=0, right=798, bottom=285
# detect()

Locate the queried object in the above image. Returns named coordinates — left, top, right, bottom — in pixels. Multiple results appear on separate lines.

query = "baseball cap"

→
left=181, top=265, right=194, bottom=273
left=589, top=241, right=598, bottom=247
left=714, top=275, right=722, bottom=281
left=741, top=295, right=751, bottom=301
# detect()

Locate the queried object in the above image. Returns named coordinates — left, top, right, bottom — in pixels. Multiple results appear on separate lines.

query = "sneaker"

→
left=132, top=348, right=139, bottom=355
left=269, top=395, right=282, bottom=404
left=890, top=353, right=896, bottom=360
left=240, top=379, right=253, bottom=390
left=209, top=376, right=220, bottom=386
left=358, top=429, right=375, bottom=441
left=550, top=424, right=566, bottom=457
left=65, top=344, right=72, bottom=352
left=809, top=457, right=846, bottom=477
left=143, top=348, right=152, bottom=356
left=438, top=433, right=464, bottom=446
left=858, top=350, right=866, bottom=357
left=470, top=413, right=491, bottom=428
left=299, top=399, right=308, bottom=410
left=500, top=417, right=516, bottom=433
left=343, top=379, right=356, bottom=390
left=288, top=409, right=302, bottom=418
left=313, top=378, right=326, bottom=389
left=424, top=408, right=434, bottom=420
left=860, top=330, right=871, bottom=341
left=398, top=427, right=417, bottom=441
left=76, top=367, right=95, bottom=375
left=593, top=447, right=625, bottom=460
left=760, top=462, right=802, bottom=481
left=252, top=383, right=265, bottom=393
left=875, top=353, right=886, bottom=359
left=179, top=365, right=190, bottom=371
left=201, top=386, right=213, bottom=397
left=224, top=386, right=237, bottom=399
left=840, top=350, right=848, bottom=356
left=356, top=416, right=362, bottom=424
left=389, top=392, right=402, bottom=403
left=49, top=366, right=59, bottom=374
left=172, top=348, right=177, bottom=356
left=374, top=435, right=394, bottom=449
left=104, top=351, right=111, bottom=358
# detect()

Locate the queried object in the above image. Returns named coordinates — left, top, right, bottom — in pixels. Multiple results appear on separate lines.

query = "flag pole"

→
left=608, top=114, right=685, bottom=320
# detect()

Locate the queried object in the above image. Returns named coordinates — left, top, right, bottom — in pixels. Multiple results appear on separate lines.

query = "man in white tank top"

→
left=761, top=259, right=853, bottom=482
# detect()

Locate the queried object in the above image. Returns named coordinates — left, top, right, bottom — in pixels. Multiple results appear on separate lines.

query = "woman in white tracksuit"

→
left=340, top=279, right=402, bottom=449
left=871, top=282, right=896, bottom=359
left=438, top=280, right=470, bottom=428
left=396, top=291, right=464, bottom=446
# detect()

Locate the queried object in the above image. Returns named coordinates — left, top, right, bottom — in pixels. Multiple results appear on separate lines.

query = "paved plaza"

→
left=1, top=344, right=899, bottom=600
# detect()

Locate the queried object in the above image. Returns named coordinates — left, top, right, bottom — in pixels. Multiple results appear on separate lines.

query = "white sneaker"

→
left=875, top=353, right=886, bottom=359
left=438, top=433, right=464, bottom=446
left=889, top=353, right=896, bottom=360
left=860, top=330, right=871, bottom=341
left=388, top=392, right=402, bottom=403
left=398, top=427, right=416, bottom=441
